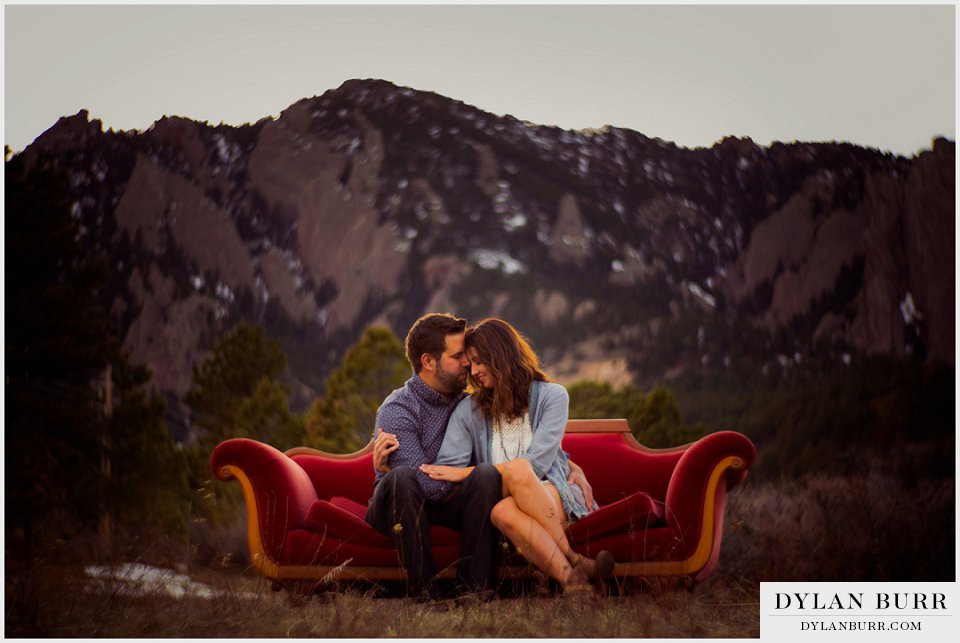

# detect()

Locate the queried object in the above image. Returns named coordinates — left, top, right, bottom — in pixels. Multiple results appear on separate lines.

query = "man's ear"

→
left=420, top=352, right=435, bottom=372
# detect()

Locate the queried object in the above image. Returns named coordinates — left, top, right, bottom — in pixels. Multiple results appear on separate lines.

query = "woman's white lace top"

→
left=491, top=413, right=533, bottom=465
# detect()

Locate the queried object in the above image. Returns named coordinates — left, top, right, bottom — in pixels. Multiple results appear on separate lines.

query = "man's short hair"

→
left=405, top=313, right=467, bottom=373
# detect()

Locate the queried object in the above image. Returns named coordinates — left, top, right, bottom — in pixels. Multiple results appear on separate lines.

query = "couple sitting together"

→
left=365, top=313, right=614, bottom=600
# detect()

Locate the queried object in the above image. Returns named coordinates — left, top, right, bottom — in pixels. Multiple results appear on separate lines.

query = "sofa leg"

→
left=298, top=579, right=339, bottom=600
left=268, top=578, right=311, bottom=605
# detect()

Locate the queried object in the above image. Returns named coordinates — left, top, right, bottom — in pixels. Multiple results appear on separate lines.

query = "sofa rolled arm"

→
left=663, top=430, right=756, bottom=557
left=210, top=438, right=319, bottom=571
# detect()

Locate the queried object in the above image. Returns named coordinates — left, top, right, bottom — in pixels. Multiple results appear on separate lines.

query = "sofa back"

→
left=561, top=423, right=685, bottom=505
left=283, top=419, right=691, bottom=508
left=290, top=450, right=376, bottom=505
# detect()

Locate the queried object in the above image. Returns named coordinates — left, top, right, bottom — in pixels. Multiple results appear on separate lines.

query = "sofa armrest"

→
left=210, top=438, right=318, bottom=570
left=663, top=431, right=756, bottom=557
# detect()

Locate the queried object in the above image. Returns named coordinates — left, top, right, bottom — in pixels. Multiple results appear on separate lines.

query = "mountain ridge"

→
left=11, top=78, right=954, bottom=429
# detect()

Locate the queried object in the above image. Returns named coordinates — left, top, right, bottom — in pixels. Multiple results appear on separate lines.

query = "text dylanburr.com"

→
left=761, top=582, right=956, bottom=640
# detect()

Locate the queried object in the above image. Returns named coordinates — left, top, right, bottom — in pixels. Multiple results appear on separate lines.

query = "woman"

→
left=420, top=318, right=613, bottom=593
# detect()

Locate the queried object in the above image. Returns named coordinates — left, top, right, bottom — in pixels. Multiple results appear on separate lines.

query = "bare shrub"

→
left=187, top=511, right=250, bottom=570
left=715, top=469, right=954, bottom=582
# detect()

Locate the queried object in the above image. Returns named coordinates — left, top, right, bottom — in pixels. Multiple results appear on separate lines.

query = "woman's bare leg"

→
left=500, top=459, right=573, bottom=558
left=491, top=497, right=573, bottom=584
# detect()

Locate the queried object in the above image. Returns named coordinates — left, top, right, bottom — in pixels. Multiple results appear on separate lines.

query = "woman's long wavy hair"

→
left=465, top=318, right=549, bottom=423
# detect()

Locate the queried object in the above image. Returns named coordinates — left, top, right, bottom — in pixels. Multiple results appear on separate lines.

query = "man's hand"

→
left=567, top=459, right=596, bottom=510
left=419, top=464, right=473, bottom=483
left=373, top=428, right=399, bottom=473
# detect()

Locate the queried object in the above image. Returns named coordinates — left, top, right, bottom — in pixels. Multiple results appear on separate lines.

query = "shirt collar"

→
left=409, top=374, right=463, bottom=407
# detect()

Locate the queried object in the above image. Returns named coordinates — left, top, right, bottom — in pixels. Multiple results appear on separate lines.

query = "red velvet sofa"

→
left=210, top=420, right=755, bottom=586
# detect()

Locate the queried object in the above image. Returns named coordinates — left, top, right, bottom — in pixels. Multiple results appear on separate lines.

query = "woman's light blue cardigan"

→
left=433, top=380, right=592, bottom=520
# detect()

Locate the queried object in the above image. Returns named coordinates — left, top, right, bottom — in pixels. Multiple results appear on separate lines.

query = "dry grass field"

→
left=5, top=467, right=952, bottom=638
left=5, top=562, right=759, bottom=638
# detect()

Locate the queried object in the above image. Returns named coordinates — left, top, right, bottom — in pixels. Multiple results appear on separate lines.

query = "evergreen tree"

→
left=107, top=360, right=190, bottom=537
left=235, top=377, right=305, bottom=450
left=305, top=326, right=408, bottom=453
left=182, top=322, right=302, bottom=529
left=567, top=380, right=705, bottom=447
left=631, top=385, right=704, bottom=447
left=5, top=158, right=113, bottom=549
left=5, top=156, right=189, bottom=550
left=183, top=322, right=295, bottom=448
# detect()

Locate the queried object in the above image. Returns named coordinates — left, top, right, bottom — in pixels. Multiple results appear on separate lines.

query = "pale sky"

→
left=4, top=3, right=956, bottom=157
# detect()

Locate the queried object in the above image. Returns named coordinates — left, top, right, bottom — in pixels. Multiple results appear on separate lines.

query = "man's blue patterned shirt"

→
left=373, top=375, right=467, bottom=501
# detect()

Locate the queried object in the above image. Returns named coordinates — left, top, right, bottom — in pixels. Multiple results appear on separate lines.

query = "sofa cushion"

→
left=573, top=526, right=683, bottom=563
left=302, top=499, right=391, bottom=547
left=303, top=497, right=462, bottom=547
left=566, top=490, right=665, bottom=545
left=283, top=528, right=463, bottom=568
left=328, top=495, right=368, bottom=519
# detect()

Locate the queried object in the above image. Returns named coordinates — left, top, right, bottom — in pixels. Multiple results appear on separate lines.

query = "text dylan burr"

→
left=775, top=593, right=946, bottom=611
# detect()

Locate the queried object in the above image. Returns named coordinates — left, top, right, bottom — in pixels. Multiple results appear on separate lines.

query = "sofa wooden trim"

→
left=216, top=464, right=282, bottom=580
left=614, top=454, right=746, bottom=579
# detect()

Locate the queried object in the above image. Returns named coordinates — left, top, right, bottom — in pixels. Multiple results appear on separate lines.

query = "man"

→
left=365, top=313, right=501, bottom=600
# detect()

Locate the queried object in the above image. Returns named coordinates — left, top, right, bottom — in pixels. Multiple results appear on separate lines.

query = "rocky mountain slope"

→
left=10, top=78, right=954, bottom=425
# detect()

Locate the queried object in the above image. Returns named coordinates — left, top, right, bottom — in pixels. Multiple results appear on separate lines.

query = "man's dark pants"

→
left=365, top=464, right=501, bottom=597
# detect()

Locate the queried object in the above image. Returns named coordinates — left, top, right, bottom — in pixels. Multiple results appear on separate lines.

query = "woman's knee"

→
left=502, top=458, right=536, bottom=488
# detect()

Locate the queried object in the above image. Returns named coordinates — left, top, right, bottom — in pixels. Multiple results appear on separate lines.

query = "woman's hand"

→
left=567, top=459, right=596, bottom=510
left=419, top=464, right=473, bottom=483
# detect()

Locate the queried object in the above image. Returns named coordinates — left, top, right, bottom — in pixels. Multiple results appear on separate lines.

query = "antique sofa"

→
left=211, top=420, right=755, bottom=587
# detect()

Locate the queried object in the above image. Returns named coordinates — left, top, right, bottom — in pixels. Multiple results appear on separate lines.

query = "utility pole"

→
left=101, top=364, right=112, bottom=552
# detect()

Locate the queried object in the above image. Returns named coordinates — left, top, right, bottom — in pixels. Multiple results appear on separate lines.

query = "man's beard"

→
left=435, top=366, right=467, bottom=394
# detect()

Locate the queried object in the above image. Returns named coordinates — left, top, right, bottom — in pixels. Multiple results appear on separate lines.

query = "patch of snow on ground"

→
left=84, top=563, right=258, bottom=600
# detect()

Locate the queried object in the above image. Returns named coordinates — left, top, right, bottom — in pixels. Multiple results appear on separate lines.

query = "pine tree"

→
left=235, top=377, right=305, bottom=450
left=183, top=322, right=294, bottom=448
left=305, top=327, right=409, bottom=453
left=567, top=380, right=705, bottom=447
left=5, top=156, right=190, bottom=550
left=182, top=323, right=304, bottom=529
left=107, top=359, right=190, bottom=538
